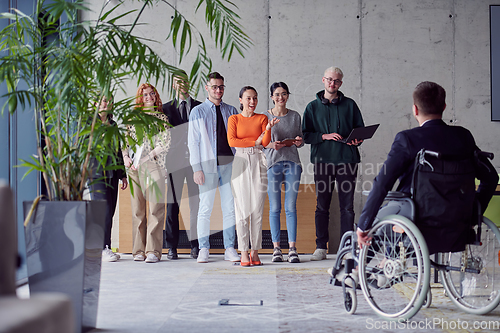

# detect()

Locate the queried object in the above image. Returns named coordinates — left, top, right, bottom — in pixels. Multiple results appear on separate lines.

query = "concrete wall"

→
left=85, top=0, right=500, bottom=232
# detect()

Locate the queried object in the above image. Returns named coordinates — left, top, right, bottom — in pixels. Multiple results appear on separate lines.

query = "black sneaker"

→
left=167, top=248, right=178, bottom=260
left=272, top=247, right=283, bottom=262
left=288, top=246, right=300, bottom=263
left=190, top=246, right=199, bottom=259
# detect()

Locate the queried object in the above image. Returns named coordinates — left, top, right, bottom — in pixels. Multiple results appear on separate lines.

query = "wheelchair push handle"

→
left=476, top=151, right=494, bottom=160
left=422, top=150, right=493, bottom=161
left=421, top=150, right=440, bottom=158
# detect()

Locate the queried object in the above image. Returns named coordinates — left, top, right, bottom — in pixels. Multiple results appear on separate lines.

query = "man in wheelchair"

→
left=332, top=81, right=499, bottom=318
left=357, top=81, right=498, bottom=252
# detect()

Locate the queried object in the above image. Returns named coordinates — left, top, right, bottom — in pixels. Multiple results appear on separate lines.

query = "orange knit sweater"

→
left=227, top=113, right=271, bottom=148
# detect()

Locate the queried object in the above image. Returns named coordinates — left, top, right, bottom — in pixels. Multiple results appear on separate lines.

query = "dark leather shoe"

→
left=167, top=248, right=178, bottom=260
left=190, top=246, right=199, bottom=259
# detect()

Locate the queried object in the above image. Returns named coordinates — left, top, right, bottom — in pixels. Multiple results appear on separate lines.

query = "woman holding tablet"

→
left=264, top=82, right=304, bottom=263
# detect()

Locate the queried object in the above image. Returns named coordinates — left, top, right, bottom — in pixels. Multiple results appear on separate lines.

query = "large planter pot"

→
left=23, top=200, right=107, bottom=333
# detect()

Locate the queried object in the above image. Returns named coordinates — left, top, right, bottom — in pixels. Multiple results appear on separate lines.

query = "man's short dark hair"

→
left=173, top=69, right=187, bottom=79
left=208, top=72, right=224, bottom=82
left=413, top=81, right=446, bottom=115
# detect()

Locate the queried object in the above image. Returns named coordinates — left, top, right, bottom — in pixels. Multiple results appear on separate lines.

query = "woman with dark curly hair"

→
left=123, top=83, right=170, bottom=263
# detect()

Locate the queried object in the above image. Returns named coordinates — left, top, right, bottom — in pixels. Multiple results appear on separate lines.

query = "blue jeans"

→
left=197, top=163, right=236, bottom=249
left=267, top=161, right=302, bottom=243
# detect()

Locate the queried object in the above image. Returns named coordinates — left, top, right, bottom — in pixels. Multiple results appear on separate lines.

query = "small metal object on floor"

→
left=218, top=299, right=263, bottom=306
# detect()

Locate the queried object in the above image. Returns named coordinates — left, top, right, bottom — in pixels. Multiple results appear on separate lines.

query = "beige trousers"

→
left=231, top=147, right=267, bottom=252
left=128, top=160, right=166, bottom=259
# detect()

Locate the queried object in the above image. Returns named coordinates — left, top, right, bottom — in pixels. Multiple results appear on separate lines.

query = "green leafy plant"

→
left=0, top=0, right=251, bottom=201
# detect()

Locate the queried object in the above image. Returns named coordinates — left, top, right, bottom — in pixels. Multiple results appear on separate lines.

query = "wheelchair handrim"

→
left=359, top=215, right=431, bottom=320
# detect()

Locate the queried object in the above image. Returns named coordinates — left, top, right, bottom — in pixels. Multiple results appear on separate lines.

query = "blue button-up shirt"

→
left=188, top=98, right=238, bottom=173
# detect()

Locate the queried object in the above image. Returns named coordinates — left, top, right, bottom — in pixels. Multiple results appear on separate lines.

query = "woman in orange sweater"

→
left=228, top=86, right=279, bottom=266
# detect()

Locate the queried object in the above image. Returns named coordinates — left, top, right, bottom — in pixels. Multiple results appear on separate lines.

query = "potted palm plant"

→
left=0, top=0, right=250, bottom=332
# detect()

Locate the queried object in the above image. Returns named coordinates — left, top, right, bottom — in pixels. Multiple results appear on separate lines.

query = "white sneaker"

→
left=335, top=267, right=359, bottom=288
left=346, top=269, right=359, bottom=288
left=272, top=247, right=284, bottom=262
left=145, top=253, right=159, bottom=263
left=224, top=247, right=240, bottom=262
left=287, top=247, right=300, bottom=263
left=197, top=248, right=209, bottom=263
left=376, top=274, right=388, bottom=288
left=134, top=253, right=145, bottom=261
left=311, top=248, right=327, bottom=261
left=374, top=259, right=388, bottom=288
left=102, top=245, right=118, bottom=262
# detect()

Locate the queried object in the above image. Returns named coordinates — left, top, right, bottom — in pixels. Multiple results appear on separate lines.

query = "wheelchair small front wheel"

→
left=422, top=288, right=432, bottom=309
left=344, top=288, right=357, bottom=315
left=359, top=215, right=431, bottom=321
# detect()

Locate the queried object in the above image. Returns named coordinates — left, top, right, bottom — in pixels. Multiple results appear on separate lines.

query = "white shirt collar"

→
left=420, top=119, right=432, bottom=127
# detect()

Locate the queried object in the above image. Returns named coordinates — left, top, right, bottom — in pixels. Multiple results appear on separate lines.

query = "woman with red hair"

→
left=123, top=83, right=170, bottom=263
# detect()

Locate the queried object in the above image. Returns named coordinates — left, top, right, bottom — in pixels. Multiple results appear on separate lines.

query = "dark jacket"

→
left=162, top=97, right=202, bottom=172
left=302, top=90, right=364, bottom=164
left=358, top=119, right=498, bottom=234
left=89, top=118, right=125, bottom=181
left=109, top=119, right=126, bottom=180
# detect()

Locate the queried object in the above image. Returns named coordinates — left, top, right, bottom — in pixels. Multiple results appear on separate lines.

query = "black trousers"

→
left=89, top=175, right=119, bottom=249
left=165, top=166, right=200, bottom=249
left=314, top=163, right=358, bottom=249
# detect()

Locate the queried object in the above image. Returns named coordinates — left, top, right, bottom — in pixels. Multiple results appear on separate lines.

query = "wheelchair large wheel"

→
left=439, top=217, right=500, bottom=314
left=359, top=215, right=431, bottom=320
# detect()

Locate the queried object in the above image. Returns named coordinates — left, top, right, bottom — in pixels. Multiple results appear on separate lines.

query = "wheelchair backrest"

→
left=411, top=149, right=476, bottom=229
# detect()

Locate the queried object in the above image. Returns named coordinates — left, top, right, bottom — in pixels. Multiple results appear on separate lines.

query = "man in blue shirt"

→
left=188, top=72, right=240, bottom=263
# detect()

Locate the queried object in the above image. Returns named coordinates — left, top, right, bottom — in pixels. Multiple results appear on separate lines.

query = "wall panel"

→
left=82, top=0, right=499, bottom=254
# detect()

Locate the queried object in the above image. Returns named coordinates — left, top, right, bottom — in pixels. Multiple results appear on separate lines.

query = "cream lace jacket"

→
left=125, top=112, right=171, bottom=169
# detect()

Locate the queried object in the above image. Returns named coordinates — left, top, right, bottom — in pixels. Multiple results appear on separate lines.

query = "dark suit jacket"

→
left=358, top=119, right=498, bottom=234
left=162, top=97, right=202, bottom=172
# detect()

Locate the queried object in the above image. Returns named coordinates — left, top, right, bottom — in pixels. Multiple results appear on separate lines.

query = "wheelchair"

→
left=329, top=150, right=500, bottom=320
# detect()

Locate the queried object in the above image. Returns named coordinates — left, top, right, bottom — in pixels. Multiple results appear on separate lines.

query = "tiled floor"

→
left=92, top=253, right=500, bottom=332
left=17, top=253, right=500, bottom=332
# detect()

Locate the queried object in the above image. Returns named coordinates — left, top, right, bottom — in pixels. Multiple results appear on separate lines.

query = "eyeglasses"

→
left=210, top=85, right=225, bottom=91
left=143, top=92, right=156, bottom=98
left=272, top=92, right=288, bottom=98
left=324, top=77, right=342, bottom=85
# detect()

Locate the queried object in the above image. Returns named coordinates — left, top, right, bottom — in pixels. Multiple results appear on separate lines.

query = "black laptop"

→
left=338, top=124, right=380, bottom=143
